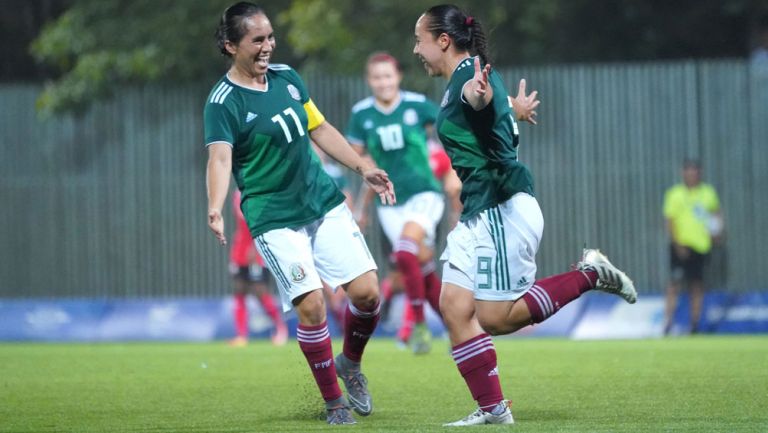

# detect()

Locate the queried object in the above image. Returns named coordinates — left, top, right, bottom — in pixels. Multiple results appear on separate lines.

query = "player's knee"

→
left=477, top=316, right=508, bottom=336
left=346, top=271, right=380, bottom=309
left=439, top=292, right=471, bottom=330
left=294, top=290, right=326, bottom=325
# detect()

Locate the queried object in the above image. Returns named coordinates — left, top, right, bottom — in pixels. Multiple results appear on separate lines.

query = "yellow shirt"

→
left=663, top=183, right=720, bottom=254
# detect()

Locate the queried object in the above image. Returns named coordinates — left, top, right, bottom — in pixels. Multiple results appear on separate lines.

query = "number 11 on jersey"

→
left=272, top=107, right=305, bottom=143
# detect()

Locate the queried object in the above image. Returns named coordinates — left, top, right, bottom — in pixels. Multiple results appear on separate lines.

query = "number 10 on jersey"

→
left=376, top=124, right=404, bottom=151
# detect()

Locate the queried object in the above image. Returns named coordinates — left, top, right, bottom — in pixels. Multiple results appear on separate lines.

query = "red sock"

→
left=452, top=333, right=504, bottom=410
left=522, top=269, right=597, bottom=323
left=343, top=301, right=380, bottom=363
left=422, top=262, right=442, bottom=319
left=297, top=322, right=343, bottom=402
left=398, top=300, right=415, bottom=342
left=395, top=238, right=425, bottom=323
left=233, top=293, right=248, bottom=338
left=257, top=292, right=284, bottom=328
left=381, top=277, right=393, bottom=302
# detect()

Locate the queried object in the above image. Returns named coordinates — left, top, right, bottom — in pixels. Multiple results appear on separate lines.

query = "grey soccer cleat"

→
left=335, top=354, right=373, bottom=416
left=578, top=248, right=637, bottom=304
left=411, top=322, right=432, bottom=355
left=443, top=400, right=514, bottom=426
left=325, top=396, right=356, bottom=425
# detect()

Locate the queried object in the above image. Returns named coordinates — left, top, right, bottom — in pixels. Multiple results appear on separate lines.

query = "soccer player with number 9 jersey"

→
left=413, top=4, right=638, bottom=426
left=203, top=2, right=395, bottom=425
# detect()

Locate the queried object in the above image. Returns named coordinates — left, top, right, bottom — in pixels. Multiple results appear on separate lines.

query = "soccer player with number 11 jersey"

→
left=204, top=2, right=394, bottom=425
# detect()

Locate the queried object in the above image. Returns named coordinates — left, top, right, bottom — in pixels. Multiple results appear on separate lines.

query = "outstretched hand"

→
left=508, top=79, right=540, bottom=125
left=362, top=168, right=396, bottom=205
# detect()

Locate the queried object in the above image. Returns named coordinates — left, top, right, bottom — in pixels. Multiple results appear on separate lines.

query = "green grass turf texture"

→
left=1, top=336, right=766, bottom=432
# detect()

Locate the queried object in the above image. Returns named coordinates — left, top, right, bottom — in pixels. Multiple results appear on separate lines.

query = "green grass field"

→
left=1, top=336, right=767, bottom=432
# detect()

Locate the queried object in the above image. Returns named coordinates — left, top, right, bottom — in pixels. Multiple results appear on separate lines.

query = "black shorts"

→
left=669, top=244, right=709, bottom=282
left=229, top=263, right=271, bottom=283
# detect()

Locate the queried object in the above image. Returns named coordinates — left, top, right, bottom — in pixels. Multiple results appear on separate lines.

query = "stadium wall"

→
left=1, top=60, right=767, bottom=298
left=2, top=292, right=767, bottom=341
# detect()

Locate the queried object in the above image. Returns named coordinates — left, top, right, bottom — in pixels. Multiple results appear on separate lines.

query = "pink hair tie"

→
left=465, top=16, right=474, bottom=26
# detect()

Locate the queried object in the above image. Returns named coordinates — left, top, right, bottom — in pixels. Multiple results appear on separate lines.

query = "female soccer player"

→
left=346, top=52, right=449, bottom=354
left=413, top=4, right=637, bottom=426
left=204, top=2, right=395, bottom=425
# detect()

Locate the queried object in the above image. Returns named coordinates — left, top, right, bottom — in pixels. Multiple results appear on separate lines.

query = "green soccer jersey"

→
left=435, top=57, right=534, bottom=221
left=203, top=64, right=345, bottom=237
left=346, top=91, right=442, bottom=204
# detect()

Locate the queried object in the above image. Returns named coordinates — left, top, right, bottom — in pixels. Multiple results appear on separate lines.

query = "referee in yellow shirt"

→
left=663, top=159, right=723, bottom=335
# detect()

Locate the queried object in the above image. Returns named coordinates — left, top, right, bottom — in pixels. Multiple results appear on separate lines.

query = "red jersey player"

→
left=229, top=190, right=288, bottom=346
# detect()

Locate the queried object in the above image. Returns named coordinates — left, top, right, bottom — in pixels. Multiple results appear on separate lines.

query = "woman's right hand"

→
left=208, top=208, right=227, bottom=246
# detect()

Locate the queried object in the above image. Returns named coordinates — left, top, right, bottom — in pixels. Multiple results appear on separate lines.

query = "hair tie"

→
left=465, top=16, right=474, bottom=26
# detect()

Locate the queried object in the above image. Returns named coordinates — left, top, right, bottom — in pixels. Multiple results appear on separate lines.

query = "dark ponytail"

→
left=423, top=4, right=491, bottom=65
left=215, top=2, right=265, bottom=57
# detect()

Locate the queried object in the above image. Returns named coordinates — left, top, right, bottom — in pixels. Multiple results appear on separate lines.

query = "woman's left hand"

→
left=362, top=168, right=396, bottom=205
left=508, top=79, right=540, bottom=125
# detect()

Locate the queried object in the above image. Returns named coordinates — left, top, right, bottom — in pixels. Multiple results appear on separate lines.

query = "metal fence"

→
left=1, top=59, right=766, bottom=298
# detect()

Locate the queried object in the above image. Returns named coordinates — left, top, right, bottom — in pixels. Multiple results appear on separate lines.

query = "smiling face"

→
left=225, top=13, right=275, bottom=81
left=366, top=60, right=402, bottom=105
left=413, top=14, right=445, bottom=77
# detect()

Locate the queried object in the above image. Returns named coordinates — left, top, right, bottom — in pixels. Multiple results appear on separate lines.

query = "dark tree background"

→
left=2, top=0, right=766, bottom=114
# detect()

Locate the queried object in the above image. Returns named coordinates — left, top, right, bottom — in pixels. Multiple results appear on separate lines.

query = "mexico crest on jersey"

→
left=441, top=89, right=450, bottom=107
left=403, top=108, right=418, bottom=125
left=289, top=263, right=306, bottom=282
left=287, top=84, right=301, bottom=101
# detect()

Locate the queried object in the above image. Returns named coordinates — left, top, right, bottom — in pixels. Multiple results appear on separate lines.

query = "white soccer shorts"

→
left=440, top=193, right=543, bottom=301
left=254, top=203, right=377, bottom=312
left=376, top=191, right=445, bottom=248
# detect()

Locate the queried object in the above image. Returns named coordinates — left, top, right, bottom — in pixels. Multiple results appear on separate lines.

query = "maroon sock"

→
left=422, top=262, right=442, bottom=319
left=522, top=269, right=598, bottom=323
left=342, top=301, right=380, bottom=363
left=257, top=292, right=284, bottom=327
left=233, top=293, right=248, bottom=338
left=394, top=238, right=425, bottom=323
left=297, top=322, right=343, bottom=402
left=452, top=333, right=504, bottom=410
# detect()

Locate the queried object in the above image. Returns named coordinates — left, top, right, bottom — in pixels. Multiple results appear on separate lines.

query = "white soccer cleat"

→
left=578, top=248, right=637, bottom=304
left=443, top=401, right=514, bottom=426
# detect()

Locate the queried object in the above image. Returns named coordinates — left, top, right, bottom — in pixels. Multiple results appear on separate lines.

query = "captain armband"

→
left=304, top=99, right=326, bottom=131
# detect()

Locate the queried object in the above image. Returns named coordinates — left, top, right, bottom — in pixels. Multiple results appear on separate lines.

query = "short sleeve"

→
left=663, top=187, right=678, bottom=219
left=420, top=99, right=439, bottom=126
left=345, top=111, right=366, bottom=146
left=203, top=101, right=238, bottom=147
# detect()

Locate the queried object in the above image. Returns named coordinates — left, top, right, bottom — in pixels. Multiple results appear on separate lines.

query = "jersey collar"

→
left=225, top=72, right=270, bottom=93
left=373, top=92, right=403, bottom=115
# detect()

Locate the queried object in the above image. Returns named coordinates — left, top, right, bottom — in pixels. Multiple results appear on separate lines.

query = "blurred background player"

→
left=347, top=52, right=453, bottom=354
left=663, top=159, right=723, bottom=335
left=228, top=190, right=288, bottom=347
left=378, top=137, right=461, bottom=349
